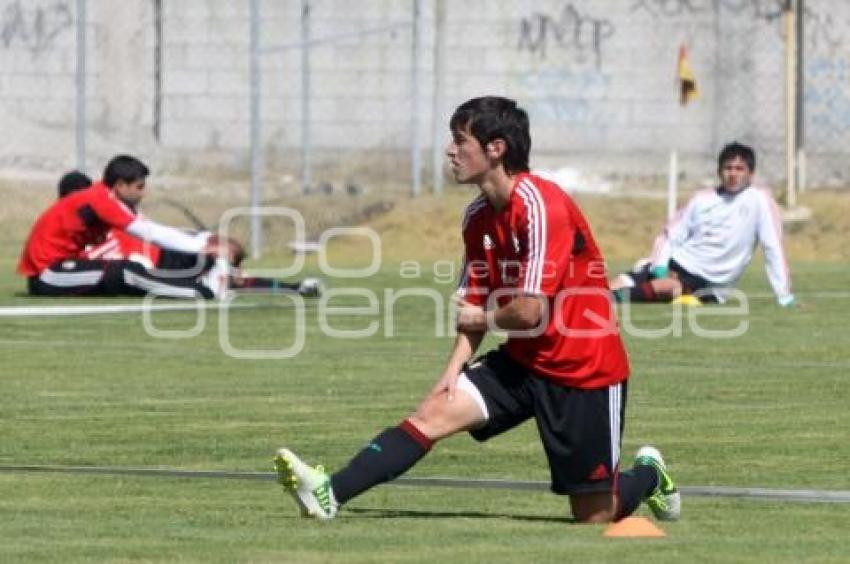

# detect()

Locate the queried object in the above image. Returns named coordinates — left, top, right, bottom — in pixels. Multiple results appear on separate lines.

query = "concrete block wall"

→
left=1, top=0, right=849, bottom=187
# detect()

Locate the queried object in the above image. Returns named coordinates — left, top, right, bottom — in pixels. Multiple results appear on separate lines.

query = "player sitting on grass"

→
left=274, top=96, right=680, bottom=523
left=58, top=171, right=322, bottom=298
left=609, top=142, right=795, bottom=306
left=18, top=154, right=234, bottom=299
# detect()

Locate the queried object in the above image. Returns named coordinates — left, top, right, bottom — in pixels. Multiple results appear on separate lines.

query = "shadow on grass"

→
left=347, top=507, right=574, bottom=523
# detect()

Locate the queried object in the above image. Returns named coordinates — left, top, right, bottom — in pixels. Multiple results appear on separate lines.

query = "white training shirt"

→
left=125, top=217, right=210, bottom=254
left=650, top=186, right=792, bottom=302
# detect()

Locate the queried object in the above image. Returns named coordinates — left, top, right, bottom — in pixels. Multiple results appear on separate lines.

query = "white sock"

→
left=202, top=258, right=231, bottom=299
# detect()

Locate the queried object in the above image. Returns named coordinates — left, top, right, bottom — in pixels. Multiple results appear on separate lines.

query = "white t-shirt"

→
left=651, top=186, right=792, bottom=302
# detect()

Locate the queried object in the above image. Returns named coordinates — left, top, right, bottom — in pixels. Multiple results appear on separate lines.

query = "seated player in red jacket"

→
left=18, top=155, right=232, bottom=299
left=58, top=169, right=322, bottom=297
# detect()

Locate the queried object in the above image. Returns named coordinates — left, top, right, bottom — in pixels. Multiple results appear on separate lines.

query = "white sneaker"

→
left=635, top=446, right=681, bottom=521
left=274, top=448, right=338, bottom=520
left=201, top=258, right=231, bottom=300
left=614, top=273, right=636, bottom=289
left=297, top=277, right=323, bottom=298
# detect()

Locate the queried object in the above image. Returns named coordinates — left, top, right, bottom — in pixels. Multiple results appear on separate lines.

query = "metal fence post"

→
left=301, top=0, right=312, bottom=194
left=784, top=0, right=797, bottom=208
left=430, top=0, right=446, bottom=195
left=795, top=0, right=806, bottom=193
left=75, top=0, right=87, bottom=171
left=250, top=0, right=263, bottom=258
left=410, top=0, right=422, bottom=196
left=153, top=0, right=163, bottom=142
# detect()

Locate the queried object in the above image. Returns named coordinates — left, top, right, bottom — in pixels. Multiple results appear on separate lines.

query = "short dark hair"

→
left=103, top=154, right=150, bottom=187
left=449, top=96, right=531, bottom=174
left=718, top=142, right=755, bottom=172
left=57, top=170, right=92, bottom=198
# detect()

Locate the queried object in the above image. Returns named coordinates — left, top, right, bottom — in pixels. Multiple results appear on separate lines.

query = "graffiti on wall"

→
left=517, top=3, right=615, bottom=69
left=804, top=7, right=846, bottom=55
left=629, top=0, right=784, bottom=22
left=630, top=0, right=847, bottom=52
left=1, top=1, right=73, bottom=58
left=519, top=67, right=611, bottom=126
left=516, top=3, right=614, bottom=127
left=807, top=56, right=850, bottom=136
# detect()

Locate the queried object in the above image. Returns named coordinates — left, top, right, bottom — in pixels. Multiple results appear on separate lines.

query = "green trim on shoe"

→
left=311, top=466, right=335, bottom=514
left=274, top=451, right=308, bottom=517
left=635, top=446, right=681, bottom=521
left=274, top=449, right=338, bottom=520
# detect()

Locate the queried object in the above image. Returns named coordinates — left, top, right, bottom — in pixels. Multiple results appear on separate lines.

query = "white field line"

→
left=3, top=290, right=846, bottom=319
left=0, top=464, right=848, bottom=504
left=0, top=301, right=263, bottom=318
left=744, top=292, right=850, bottom=299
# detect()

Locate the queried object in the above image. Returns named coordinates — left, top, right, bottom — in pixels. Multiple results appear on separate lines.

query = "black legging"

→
left=28, top=259, right=213, bottom=299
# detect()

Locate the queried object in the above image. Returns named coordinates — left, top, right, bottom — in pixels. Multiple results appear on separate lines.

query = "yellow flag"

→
left=678, top=44, right=699, bottom=105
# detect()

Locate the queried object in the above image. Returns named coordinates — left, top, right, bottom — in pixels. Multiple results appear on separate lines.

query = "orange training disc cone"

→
left=603, top=516, right=666, bottom=538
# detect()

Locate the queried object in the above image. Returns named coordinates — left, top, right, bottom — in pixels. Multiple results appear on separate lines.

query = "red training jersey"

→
left=82, top=227, right=162, bottom=268
left=458, top=172, right=629, bottom=389
left=17, top=181, right=137, bottom=276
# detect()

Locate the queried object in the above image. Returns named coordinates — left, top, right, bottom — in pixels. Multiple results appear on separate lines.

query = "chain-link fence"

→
left=802, top=0, right=850, bottom=188
left=2, top=0, right=849, bottom=195
left=257, top=0, right=420, bottom=195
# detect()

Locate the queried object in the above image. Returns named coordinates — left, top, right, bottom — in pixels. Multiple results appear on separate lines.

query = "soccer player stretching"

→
left=275, top=96, right=680, bottom=523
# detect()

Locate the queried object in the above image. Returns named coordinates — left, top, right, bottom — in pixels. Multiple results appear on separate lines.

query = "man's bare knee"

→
left=408, top=394, right=453, bottom=439
left=573, top=509, right=614, bottom=524
left=409, top=390, right=482, bottom=441
left=570, top=493, right=616, bottom=524
left=652, top=278, right=683, bottom=300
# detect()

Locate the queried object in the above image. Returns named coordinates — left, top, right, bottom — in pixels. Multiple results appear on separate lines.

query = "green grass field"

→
left=1, top=253, right=849, bottom=563
left=1, top=182, right=848, bottom=562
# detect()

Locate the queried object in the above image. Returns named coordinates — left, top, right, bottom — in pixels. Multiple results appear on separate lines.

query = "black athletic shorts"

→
left=628, top=260, right=718, bottom=303
left=27, top=259, right=211, bottom=299
left=463, top=348, right=627, bottom=495
left=668, top=259, right=718, bottom=303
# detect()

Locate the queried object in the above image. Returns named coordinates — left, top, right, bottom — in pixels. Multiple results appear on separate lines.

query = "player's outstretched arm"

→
left=756, top=192, right=794, bottom=306
left=125, top=217, right=209, bottom=254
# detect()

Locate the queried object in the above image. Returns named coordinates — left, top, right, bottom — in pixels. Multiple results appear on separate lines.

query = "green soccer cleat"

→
left=635, top=446, right=681, bottom=521
left=274, top=448, right=338, bottom=520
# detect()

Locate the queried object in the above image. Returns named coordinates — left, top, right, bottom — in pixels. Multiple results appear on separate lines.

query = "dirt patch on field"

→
left=2, top=177, right=847, bottom=265
left=358, top=188, right=850, bottom=263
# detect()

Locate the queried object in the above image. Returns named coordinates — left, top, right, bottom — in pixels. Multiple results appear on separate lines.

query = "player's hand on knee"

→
left=428, top=370, right=462, bottom=402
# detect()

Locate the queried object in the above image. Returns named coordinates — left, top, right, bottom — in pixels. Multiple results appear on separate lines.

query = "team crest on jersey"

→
left=483, top=233, right=495, bottom=250
left=61, top=260, right=76, bottom=270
